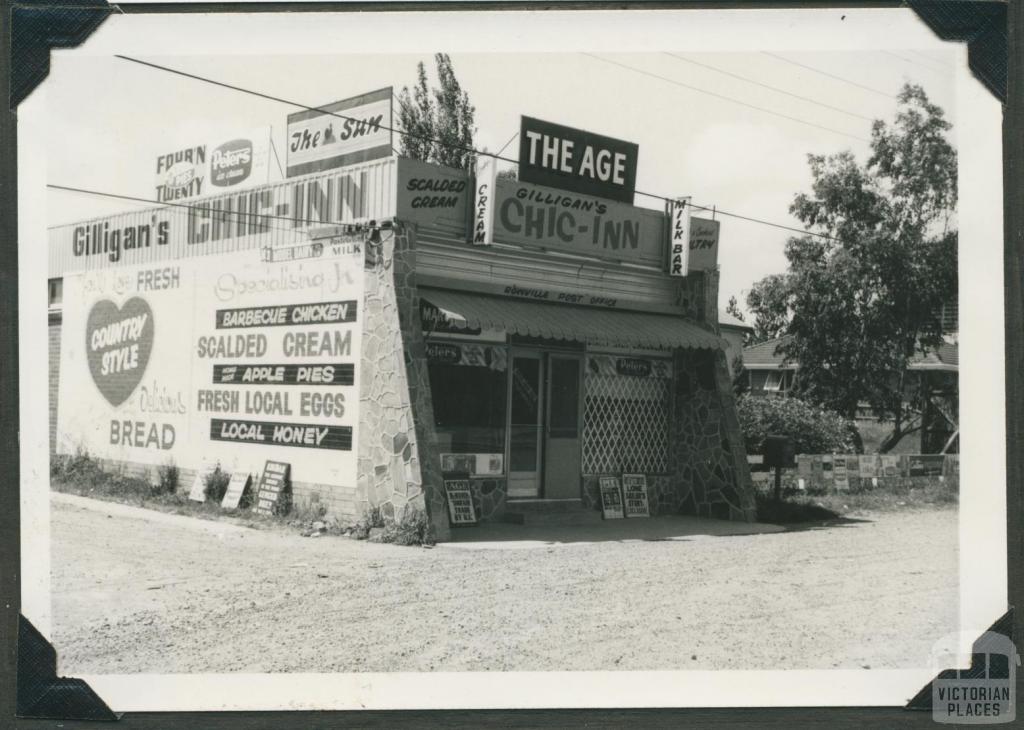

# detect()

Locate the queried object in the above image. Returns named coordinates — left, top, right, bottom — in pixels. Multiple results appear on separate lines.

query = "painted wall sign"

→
left=57, top=244, right=363, bottom=488
left=599, top=475, right=625, bottom=520
left=395, top=157, right=470, bottom=238
left=493, top=177, right=665, bottom=267
left=833, top=456, right=849, bottom=491
left=472, top=156, right=497, bottom=245
left=443, top=479, right=478, bottom=525
left=286, top=88, right=392, bottom=177
left=221, top=471, right=251, bottom=509
left=85, top=297, right=155, bottom=407
left=909, top=455, right=945, bottom=477
left=622, top=473, right=650, bottom=517
left=669, top=197, right=692, bottom=277
left=52, top=158, right=397, bottom=276
left=518, top=116, right=638, bottom=204
left=254, top=460, right=290, bottom=515
left=687, top=217, right=720, bottom=272
left=155, top=128, right=271, bottom=203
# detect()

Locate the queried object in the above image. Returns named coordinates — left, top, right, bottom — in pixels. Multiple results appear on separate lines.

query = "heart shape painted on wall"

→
left=85, top=297, right=155, bottom=407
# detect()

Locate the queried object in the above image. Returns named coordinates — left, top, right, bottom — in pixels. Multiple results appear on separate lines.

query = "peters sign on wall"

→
left=57, top=245, right=363, bottom=487
left=518, top=116, right=639, bottom=204
left=155, top=128, right=272, bottom=203
left=286, top=88, right=393, bottom=178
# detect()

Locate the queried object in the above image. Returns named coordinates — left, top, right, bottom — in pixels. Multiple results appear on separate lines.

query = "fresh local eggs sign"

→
left=57, top=246, right=363, bottom=486
left=518, top=116, right=638, bottom=204
left=154, top=127, right=271, bottom=203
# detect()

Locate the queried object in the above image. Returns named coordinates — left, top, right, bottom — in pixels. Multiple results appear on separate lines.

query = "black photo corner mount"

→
left=909, top=0, right=1007, bottom=103
left=10, top=0, right=113, bottom=109
left=17, top=615, right=119, bottom=721
left=905, top=608, right=1015, bottom=711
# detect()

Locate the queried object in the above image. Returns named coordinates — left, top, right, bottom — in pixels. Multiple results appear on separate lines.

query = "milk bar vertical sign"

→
left=669, top=197, right=692, bottom=277
left=472, top=156, right=497, bottom=246
left=255, top=460, right=290, bottom=515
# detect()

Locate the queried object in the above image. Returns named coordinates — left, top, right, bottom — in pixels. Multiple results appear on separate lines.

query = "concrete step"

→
left=502, top=499, right=605, bottom=526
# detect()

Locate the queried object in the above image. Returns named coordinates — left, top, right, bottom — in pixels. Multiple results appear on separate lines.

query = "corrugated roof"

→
left=420, top=288, right=725, bottom=351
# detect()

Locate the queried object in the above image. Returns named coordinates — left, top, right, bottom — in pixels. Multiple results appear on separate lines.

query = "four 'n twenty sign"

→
left=518, top=116, right=638, bottom=204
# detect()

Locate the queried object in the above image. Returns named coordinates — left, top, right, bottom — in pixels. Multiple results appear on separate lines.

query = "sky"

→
left=43, top=47, right=957, bottom=314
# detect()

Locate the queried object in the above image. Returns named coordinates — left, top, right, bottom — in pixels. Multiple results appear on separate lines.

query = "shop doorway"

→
left=507, top=350, right=582, bottom=499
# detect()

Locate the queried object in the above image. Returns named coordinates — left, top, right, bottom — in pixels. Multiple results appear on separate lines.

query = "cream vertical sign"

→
left=472, top=156, right=497, bottom=246
left=669, top=196, right=692, bottom=277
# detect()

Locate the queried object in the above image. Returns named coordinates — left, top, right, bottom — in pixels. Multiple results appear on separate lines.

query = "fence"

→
left=748, top=453, right=959, bottom=492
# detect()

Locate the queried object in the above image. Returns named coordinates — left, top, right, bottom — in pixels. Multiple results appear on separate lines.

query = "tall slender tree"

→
left=396, top=54, right=477, bottom=170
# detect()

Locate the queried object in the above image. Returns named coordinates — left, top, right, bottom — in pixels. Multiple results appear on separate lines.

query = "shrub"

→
left=51, top=447, right=105, bottom=487
left=736, top=394, right=856, bottom=455
left=203, top=463, right=231, bottom=502
left=157, top=461, right=179, bottom=495
left=377, top=506, right=435, bottom=546
left=351, top=505, right=384, bottom=540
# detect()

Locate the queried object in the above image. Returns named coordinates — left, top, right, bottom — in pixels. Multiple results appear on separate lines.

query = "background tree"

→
left=745, top=84, right=957, bottom=451
left=397, top=54, right=477, bottom=170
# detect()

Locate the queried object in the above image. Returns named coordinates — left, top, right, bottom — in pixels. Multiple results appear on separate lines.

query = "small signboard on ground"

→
left=221, top=472, right=251, bottom=509
left=622, top=473, right=650, bottom=518
left=254, top=461, right=290, bottom=515
left=598, top=476, right=624, bottom=520
left=444, top=479, right=477, bottom=526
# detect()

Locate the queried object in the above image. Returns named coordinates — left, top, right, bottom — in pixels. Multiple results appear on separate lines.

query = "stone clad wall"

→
left=670, top=347, right=756, bottom=521
left=385, top=224, right=451, bottom=541
left=356, top=222, right=433, bottom=529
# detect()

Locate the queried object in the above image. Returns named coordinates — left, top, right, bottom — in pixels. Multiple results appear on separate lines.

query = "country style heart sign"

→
left=86, top=297, right=155, bottom=407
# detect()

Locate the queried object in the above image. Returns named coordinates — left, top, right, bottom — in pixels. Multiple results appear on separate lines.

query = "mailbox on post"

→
left=763, top=435, right=795, bottom=502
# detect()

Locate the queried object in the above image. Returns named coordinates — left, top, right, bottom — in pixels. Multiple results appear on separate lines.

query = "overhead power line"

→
left=581, top=53, right=869, bottom=143
left=662, top=52, right=874, bottom=122
left=105, top=54, right=837, bottom=243
left=760, top=52, right=898, bottom=99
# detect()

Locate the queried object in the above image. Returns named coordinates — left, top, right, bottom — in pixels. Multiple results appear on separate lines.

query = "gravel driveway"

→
left=51, top=495, right=958, bottom=674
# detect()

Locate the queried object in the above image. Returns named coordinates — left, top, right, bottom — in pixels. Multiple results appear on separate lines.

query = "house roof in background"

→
left=742, top=334, right=958, bottom=372
left=742, top=335, right=797, bottom=370
left=718, top=309, right=754, bottom=331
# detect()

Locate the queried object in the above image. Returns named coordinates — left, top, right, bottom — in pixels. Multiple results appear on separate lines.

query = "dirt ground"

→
left=50, top=494, right=958, bottom=674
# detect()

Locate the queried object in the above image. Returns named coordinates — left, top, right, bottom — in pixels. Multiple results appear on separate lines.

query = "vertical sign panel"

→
left=669, top=197, right=691, bottom=277
left=472, top=156, right=497, bottom=246
left=622, top=473, right=650, bottom=517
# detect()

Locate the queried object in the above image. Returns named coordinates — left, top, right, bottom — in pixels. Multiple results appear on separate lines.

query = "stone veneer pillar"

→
left=357, top=221, right=451, bottom=542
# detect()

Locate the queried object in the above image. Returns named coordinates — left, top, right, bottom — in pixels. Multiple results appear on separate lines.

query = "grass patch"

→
left=754, top=475, right=958, bottom=523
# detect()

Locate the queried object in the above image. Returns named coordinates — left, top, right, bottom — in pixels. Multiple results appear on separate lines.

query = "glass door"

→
left=507, top=351, right=543, bottom=498
left=543, top=355, right=582, bottom=499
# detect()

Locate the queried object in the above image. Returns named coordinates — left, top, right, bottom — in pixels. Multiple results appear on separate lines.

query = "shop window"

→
left=427, top=343, right=508, bottom=459
left=582, top=355, right=671, bottom=475
left=48, top=278, right=63, bottom=309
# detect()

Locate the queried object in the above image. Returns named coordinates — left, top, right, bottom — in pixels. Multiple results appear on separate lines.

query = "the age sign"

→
left=518, top=116, right=639, bottom=204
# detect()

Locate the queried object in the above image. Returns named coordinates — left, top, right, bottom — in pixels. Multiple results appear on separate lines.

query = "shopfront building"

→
left=48, top=147, right=755, bottom=539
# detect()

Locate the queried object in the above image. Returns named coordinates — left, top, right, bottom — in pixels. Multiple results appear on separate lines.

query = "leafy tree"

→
left=746, top=84, right=957, bottom=451
left=745, top=274, right=792, bottom=345
left=397, top=54, right=477, bottom=170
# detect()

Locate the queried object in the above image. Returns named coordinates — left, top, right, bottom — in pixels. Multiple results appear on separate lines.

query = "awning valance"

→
left=419, top=287, right=725, bottom=351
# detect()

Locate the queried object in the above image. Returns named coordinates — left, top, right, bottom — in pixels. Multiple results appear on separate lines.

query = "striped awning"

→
left=419, top=287, right=725, bottom=351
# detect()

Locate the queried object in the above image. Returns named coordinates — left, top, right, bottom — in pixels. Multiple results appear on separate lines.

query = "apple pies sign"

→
left=85, top=297, right=155, bottom=407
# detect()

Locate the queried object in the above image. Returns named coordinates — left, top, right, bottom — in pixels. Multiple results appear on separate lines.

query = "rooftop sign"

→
left=518, top=116, right=638, bottom=204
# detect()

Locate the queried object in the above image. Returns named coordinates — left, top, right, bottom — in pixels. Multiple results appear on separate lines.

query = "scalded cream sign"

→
left=57, top=249, right=363, bottom=485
